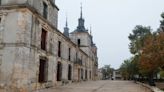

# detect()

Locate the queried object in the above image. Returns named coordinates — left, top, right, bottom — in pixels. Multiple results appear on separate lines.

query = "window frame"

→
left=58, top=41, right=61, bottom=57
left=38, top=57, right=48, bottom=83
left=41, top=28, right=47, bottom=51
left=77, top=39, right=81, bottom=46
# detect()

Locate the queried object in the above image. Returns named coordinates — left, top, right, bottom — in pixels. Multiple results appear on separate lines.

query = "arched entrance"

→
left=68, top=64, right=72, bottom=80
left=57, top=62, right=62, bottom=81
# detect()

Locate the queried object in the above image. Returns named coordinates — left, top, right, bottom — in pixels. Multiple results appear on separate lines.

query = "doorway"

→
left=39, top=58, right=48, bottom=83
left=68, top=65, right=72, bottom=80
left=57, top=62, right=62, bottom=81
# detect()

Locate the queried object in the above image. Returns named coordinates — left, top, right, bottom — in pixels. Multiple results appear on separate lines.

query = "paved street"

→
left=36, top=80, right=151, bottom=92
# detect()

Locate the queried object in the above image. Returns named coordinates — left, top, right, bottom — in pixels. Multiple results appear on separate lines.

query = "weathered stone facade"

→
left=0, top=0, right=98, bottom=92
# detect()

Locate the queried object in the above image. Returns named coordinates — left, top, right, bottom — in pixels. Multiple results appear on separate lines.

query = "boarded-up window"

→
left=43, top=2, right=48, bottom=19
left=39, top=58, right=48, bottom=83
left=41, top=29, right=47, bottom=50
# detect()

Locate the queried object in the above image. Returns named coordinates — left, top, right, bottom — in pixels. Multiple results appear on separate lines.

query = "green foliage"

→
left=101, top=65, right=114, bottom=79
left=160, top=71, right=164, bottom=78
left=119, top=57, right=139, bottom=80
left=127, top=25, right=152, bottom=77
left=128, top=25, right=151, bottom=54
left=122, top=12, right=164, bottom=85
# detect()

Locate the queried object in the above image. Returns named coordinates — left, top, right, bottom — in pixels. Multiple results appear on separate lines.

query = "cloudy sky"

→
left=56, top=0, right=164, bottom=69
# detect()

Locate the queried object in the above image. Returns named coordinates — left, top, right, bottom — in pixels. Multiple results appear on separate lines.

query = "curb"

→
left=136, top=82, right=164, bottom=92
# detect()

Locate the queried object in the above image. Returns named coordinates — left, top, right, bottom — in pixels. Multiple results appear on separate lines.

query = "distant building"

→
left=0, top=0, right=98, bottom=92
left=113, top=70, right=122, bottom=80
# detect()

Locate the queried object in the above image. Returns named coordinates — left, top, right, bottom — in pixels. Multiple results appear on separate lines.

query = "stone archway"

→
left=57, top=62, right=62, bottom=81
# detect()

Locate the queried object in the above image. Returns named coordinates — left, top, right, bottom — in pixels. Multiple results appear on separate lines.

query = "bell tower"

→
left=70, top=4, right=92, bottom=56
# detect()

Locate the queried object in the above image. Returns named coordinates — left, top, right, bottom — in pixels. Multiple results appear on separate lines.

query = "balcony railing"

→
left=74, top=58, right=82, bottom=65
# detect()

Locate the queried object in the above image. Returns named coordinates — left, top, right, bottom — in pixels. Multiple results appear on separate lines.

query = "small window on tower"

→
left=77, top=39, right=81, bottom=46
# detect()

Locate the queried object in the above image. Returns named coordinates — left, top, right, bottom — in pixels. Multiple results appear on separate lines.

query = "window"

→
left=77, top=39, right=81, bottom=46
left=85, top=70, right=87, bottom=80
left=39, top=58, right=48, bottom=83
left=68, top=48, right=71, bottom=61
left=90, top=71, right=92, bottom=79
left=41, top=29, right=47, bottom=50
left=76, top=52, right=78, bottom=61
left=81, top=69, right=83, bottom=80
left=58, top=41, right=61, bottom=57
left=0, top=0, right=1, bottom=5
left=0, top=17, right=2, bottom=23
left=43, top=2, right=48, bottom=19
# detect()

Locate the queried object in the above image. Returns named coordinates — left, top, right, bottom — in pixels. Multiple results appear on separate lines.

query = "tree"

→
left=120, top=59, right=131, bottom=80
left=139, top=32, right=164, bottom=86
left=127, top=25, right=152, bottom=81
left=128, top=25, right=151, bottom=55
left=120, top=58, right=138, bottom=80
left=125, top=12, right=164, bottom=86
left=101, top=65, right=114, bottom=79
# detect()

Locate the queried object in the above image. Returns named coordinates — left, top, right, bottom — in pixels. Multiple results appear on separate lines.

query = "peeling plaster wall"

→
left=0, top=0, right=98, bottom=91
left=0, top=8, right=57, bottom=91
left=29, top=0, right=58, bottom=27
left=1, top=0, right=58, bottom=28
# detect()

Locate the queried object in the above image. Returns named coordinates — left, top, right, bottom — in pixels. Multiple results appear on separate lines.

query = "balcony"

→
left=74, top=58, right=82, bottom=65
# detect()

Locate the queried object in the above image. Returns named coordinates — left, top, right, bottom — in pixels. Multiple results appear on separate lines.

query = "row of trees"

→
left=120, top=13, right=164, bottom=86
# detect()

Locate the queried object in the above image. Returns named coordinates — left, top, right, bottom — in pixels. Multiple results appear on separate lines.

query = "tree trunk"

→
left=148, top=73, right=156, bottom=86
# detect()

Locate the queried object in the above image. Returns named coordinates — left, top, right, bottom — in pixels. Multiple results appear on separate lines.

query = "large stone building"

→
left=0, top=0, right=98, bottom=92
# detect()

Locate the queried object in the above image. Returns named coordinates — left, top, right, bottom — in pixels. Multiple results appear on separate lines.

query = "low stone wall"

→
left=136, top=82, right=164, bottom=92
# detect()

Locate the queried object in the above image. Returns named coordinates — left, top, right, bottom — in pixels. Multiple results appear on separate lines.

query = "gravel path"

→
left=35, top=80, right=151, bottom=92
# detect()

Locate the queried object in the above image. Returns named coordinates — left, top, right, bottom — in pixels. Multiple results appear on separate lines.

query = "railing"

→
left=74, top=58, right=82, bottom=65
